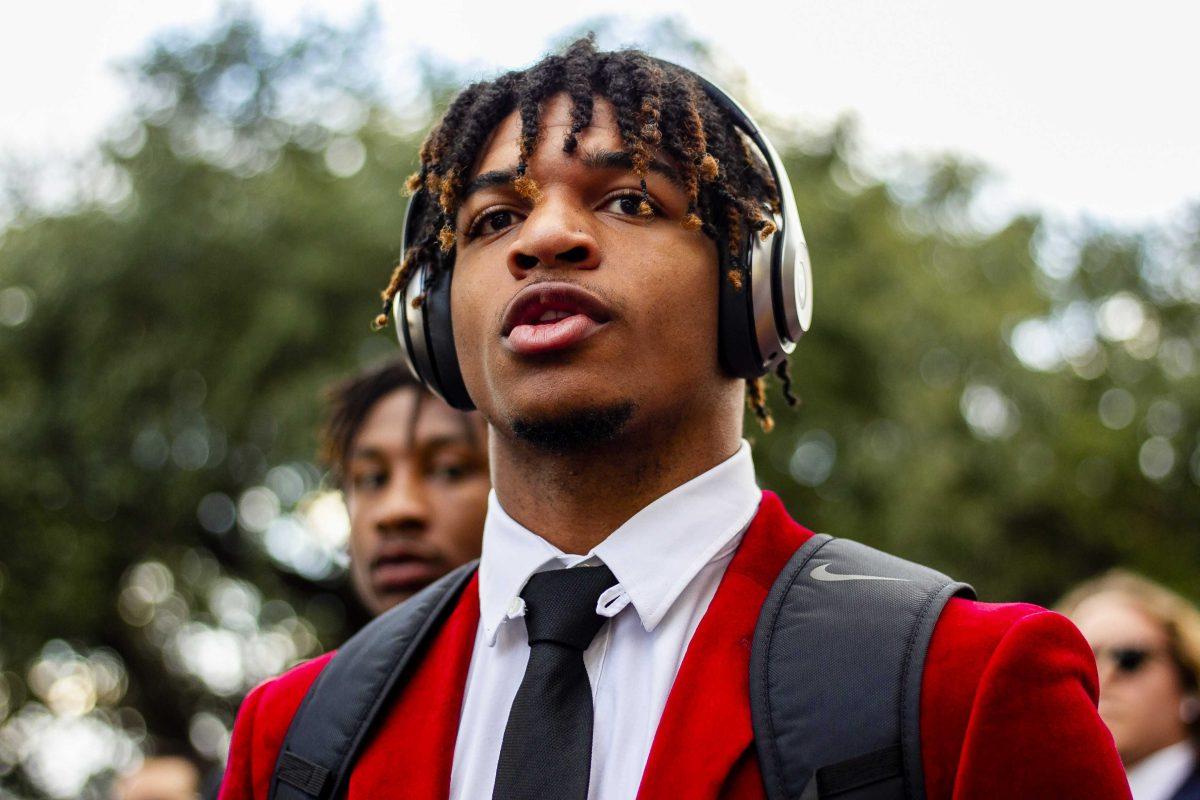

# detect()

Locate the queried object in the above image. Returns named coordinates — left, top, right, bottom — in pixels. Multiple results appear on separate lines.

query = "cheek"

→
left=433, top=480, right=489, bottom=551
left=1138, top=667, right=1186, bottom=706
left=347, top=505, right=376, bottom=556
left=631, top=242, right=720, bottom=361
left=450, top=264, right=498, bottom=391
left=1106, top=669, right=1182, bottom=725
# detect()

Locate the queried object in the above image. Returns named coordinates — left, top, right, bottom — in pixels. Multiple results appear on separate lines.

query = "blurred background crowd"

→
left=0, top=4, right=1197, bottom=798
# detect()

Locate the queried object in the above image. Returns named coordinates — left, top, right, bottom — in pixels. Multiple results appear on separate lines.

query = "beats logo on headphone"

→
left=393, top=61, right=813, bottom=412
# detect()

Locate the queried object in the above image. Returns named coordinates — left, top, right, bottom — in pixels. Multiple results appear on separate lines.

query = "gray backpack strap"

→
left=750, top=535, right=974, bottom=800
left=269, top=559, right=479, bottom=800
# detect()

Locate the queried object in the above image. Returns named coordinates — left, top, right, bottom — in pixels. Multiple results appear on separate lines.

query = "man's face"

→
left=1071, top=592, right=1191, bottom=766
left=450, top=92, right=734, bottom=444
left=344, top=387, right=489, bottom=615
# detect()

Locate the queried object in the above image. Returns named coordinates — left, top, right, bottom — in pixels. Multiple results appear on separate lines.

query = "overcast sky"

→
left=2, top=0, right=1197, bottom=229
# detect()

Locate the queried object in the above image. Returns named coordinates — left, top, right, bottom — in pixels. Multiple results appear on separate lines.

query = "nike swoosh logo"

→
left=809, top=563, right=912, bottom=583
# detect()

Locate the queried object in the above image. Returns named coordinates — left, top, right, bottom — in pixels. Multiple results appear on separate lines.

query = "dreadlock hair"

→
left=319, top=360, right=420, bottom=488
left=377, top=36, right=793, bottom=430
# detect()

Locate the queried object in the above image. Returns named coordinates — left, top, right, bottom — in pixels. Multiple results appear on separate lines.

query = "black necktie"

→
left=492, top=564, right=618, bottom=800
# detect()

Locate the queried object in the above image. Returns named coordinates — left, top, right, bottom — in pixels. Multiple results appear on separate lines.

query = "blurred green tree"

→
left=759, top=136, right=1200, bottom=604
left=0, top=8, right=1196, bottom=797
left=0, top=10, right=425, bottom=795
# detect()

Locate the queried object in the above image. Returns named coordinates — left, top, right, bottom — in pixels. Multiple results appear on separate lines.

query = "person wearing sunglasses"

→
left=1060, top=571, right=1200, bottom=800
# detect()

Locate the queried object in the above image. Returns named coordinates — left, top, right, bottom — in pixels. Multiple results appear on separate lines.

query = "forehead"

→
left=352, top=388, right=474, bottom=453
left=473, top=92, right=623, bottom=178
left=1071, top=592, right=1168, bottom=646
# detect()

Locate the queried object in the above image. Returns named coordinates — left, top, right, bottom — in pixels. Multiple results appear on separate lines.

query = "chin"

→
left=488, top=363, right=633, bottom=423
left=507, top=400, right=638, bottom=455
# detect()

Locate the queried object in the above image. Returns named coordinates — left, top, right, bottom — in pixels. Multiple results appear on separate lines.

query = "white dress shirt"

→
left=449, top=441, right=761, bottom=800
left=1127, top=740, right=1198, bottom=800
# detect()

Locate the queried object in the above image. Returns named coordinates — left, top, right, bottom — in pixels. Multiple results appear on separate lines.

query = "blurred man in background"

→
left=1061, top=571, right=1200, bottom=800
left=321, top=360, right=489, bottom=616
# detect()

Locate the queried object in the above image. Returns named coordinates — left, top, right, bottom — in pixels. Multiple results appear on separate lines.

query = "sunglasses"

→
left=1093, top=646, right=1163, bottom=675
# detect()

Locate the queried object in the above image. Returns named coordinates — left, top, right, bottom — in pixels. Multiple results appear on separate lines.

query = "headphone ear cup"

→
left=717, top=234, right=768, bottom=379
left=773, top=178, right=813, bottom=341
left=421, top=265, right=475, bottom=411
left=1181, top=695, right=1200, bottom=725
left=394, top=257, right=475, bottom=411
left=394, top=188, right=475, bottom=411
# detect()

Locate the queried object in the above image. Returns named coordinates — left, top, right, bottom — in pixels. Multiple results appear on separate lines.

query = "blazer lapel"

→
left=348, top=572, right=481, bottom=800
left=637, top=492, right=812, bottom=800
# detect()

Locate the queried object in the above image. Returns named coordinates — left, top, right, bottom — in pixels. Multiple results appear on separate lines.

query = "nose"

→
left=507, top=196, right=600, bottom=278
left=375, top=469, right=429, bottom=535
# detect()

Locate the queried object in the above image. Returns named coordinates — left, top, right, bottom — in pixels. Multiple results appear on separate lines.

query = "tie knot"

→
left=520, top=565, right=617, bottom=651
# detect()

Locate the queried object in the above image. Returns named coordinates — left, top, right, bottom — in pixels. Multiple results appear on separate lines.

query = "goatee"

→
left=511, top=402, right=636, bottom=455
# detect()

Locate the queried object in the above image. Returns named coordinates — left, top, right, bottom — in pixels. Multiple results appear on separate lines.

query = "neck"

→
left=1124, top=734, right=1195, bottom=771
left=489, top=401, right=744, bottom=554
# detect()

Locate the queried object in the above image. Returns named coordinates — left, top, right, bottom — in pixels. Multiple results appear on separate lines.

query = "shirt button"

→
left=506, top=597, right=526, bottom=619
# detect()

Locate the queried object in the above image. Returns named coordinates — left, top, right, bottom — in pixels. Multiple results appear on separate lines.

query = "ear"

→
left=1181, top=694, right=1200, bottom=724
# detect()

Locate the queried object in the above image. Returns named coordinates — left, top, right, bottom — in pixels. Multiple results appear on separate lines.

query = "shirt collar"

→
left=478, top=440, right=761, bottom=645
left=1126, top=740, right=1198, bottom=800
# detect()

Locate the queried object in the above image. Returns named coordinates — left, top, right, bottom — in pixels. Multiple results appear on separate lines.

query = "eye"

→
left=428, top=455, right=481, bottom=484
left=433, top=464, right=467, bottom=481
left=350, top=470, right=387, bottom=491
left=467, top=208, right=521, bottom=239
left=602, top=191, right=659, bottom=218
left=600, top=190, right=667, bottom=219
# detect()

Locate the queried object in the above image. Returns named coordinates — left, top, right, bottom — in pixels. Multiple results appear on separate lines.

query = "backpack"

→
left=269, top=533, right=974, bottom=800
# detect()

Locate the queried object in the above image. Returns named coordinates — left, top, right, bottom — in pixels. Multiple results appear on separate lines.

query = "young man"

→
left=220, top=40, right=1129, bottom=799
left=321, top=361, right=488, bottom=616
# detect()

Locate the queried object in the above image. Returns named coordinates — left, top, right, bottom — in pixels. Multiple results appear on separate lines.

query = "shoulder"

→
left=922, top=599, right=1098, bottom=744
left=1172, top=760, right=1200, bottom=800
left=219, top=652, right=335, bottom=799
left=247, top=651, right=337, bottom=726
left=745, top=494, right=1126, bottom=796
left=929, top=599, right=1096, bottom=685
left=922, top=599, right=1129, bottom=799
left=743, top=496, right=1127, bottom=796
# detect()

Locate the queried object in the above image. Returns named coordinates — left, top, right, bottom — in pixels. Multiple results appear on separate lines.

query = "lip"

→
left=369, top=543, right=442, bottom=592
left=371, top=559, right=443, bottom=593
left=500, top=281, right=613, bottom=356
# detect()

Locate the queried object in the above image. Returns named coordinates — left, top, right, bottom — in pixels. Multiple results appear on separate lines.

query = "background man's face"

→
left=343, top=387, right=489, bottom=615
left=449, top=92, right=735, bottom=442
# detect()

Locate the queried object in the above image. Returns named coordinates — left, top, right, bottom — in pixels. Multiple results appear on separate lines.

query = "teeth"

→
left=536, top=310, right=572, bottom=323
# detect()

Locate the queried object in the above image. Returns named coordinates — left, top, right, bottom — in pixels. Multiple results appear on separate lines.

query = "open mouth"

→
left=501, top=282, right=613, bottom=356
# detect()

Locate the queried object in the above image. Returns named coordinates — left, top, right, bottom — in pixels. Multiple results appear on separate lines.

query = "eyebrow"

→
left=460, top=169, right=520, bottom=204
left=347, top=433, right=477, bottom=463
left=580, top=149, right=684, bottom=187
left=459, top=148, right=684, bottom=204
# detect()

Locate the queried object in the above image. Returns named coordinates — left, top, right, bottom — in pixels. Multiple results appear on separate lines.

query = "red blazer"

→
left=220, top=492, right=1130, bottom=799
